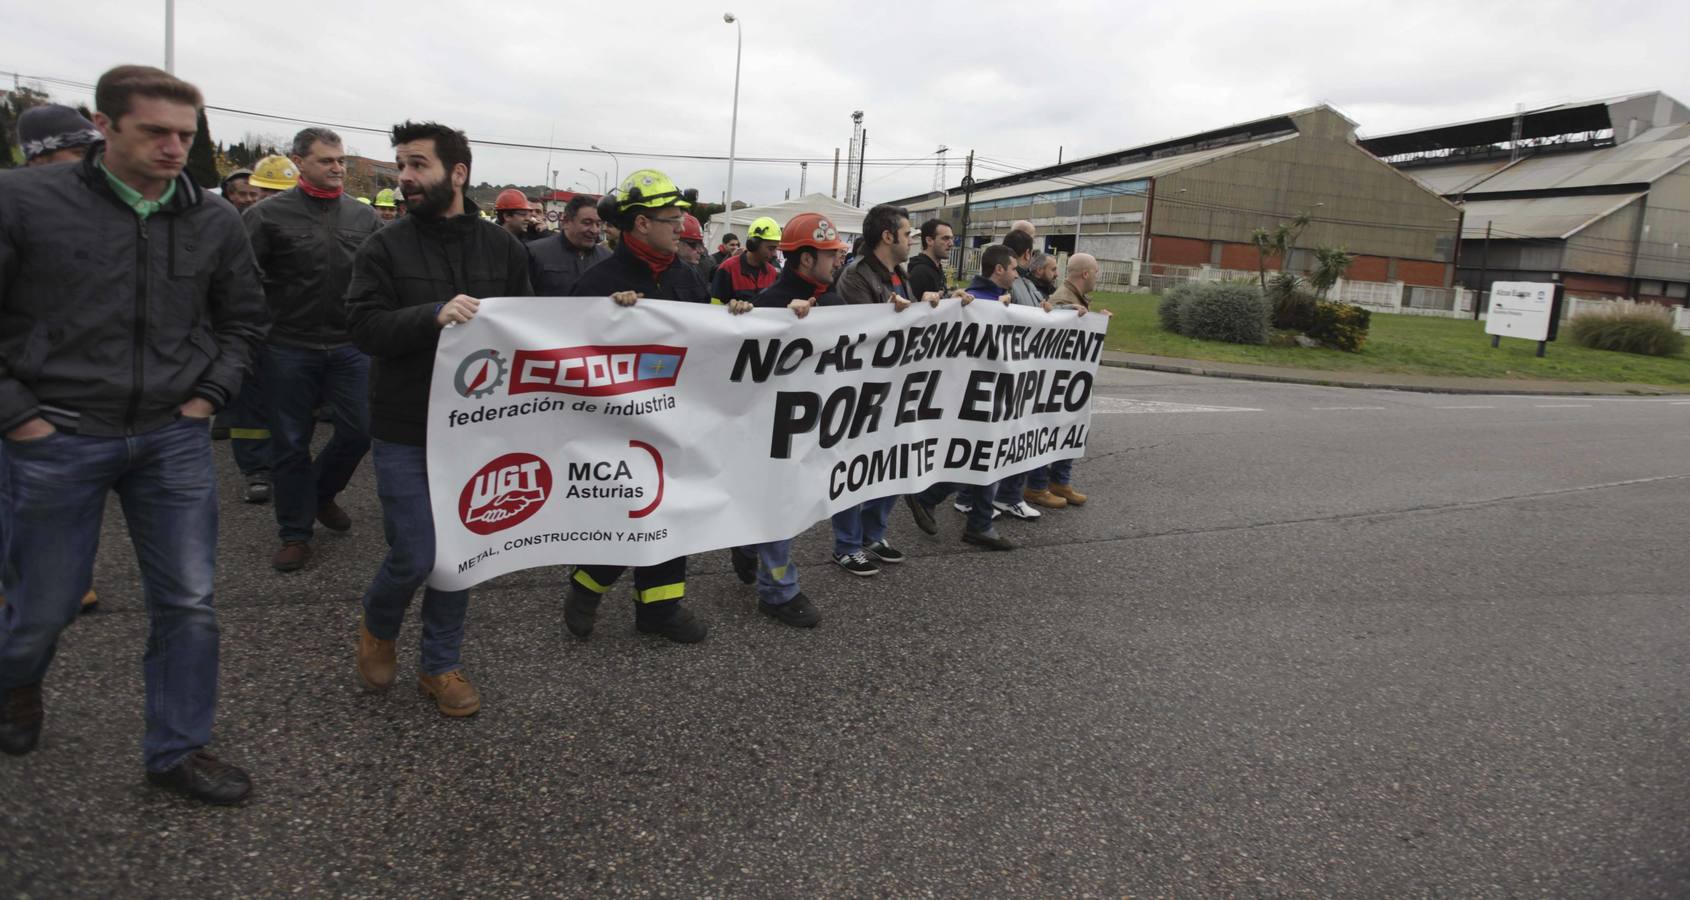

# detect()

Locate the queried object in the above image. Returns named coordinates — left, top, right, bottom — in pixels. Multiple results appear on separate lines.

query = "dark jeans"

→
left=1027, top=458, right=1075, bottom=491
left=226, top=347, right=271, bottom=477
left=572, top=556, right=688, bottom=621
left=263, top=344, right=371, bottom=542
left=360, top=441, right=468, bottom=676
left=0, top=417, right=221, bottom=771
left=830, top=496, right=896, bottom=557
left=915, top=481, right=997, bottom=533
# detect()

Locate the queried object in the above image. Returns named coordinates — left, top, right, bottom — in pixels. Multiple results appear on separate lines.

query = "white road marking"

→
left=1091, top=397, right=1261, bottom=415
left=1435, top=405, right=1495, bottom=409
left=1535, top=404, right=1592, bottom=408
left=1311, top=406, right=1387, bottom=411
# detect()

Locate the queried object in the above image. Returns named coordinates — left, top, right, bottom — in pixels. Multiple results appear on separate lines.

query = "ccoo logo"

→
left=459, top=452, right=552, bottom=535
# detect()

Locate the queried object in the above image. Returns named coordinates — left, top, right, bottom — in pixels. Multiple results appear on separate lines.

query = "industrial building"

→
left=888, top=106, right=1461, bottom=288
left=1361, top=92, right=1690, bottom=307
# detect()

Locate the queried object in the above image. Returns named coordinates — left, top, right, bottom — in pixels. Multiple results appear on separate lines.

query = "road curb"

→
left=1099, top=357, right=1681, bottom=397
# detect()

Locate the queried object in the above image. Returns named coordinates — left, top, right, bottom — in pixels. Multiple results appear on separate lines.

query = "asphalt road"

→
left=3, top=368, right=1687, bottom=898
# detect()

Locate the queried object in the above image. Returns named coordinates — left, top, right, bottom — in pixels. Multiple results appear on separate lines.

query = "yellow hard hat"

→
left=249, top=155, right=298, bottom=191
left=357, top=196, right=372, bottom=205
left=747, top=216, right=783, bottom=243
left=374, top=188, right=397, bottom=208
left=614, top=168, right=693, bottom=213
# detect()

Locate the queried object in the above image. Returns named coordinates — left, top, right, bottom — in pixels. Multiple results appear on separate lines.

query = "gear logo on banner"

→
left=459, top=452, right=552, bottom=535
left=454, top=349, right=508, bottom=399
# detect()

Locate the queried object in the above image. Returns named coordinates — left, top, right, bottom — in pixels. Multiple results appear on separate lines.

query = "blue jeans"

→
left=226, top=346, right=271, bottom=477
left=831, top=495, right=896, bottom=557
left=0, top=417, right=221, bottom=772
left=734, top=540, right=799, bottom=605
left=1027, top=459, right=1075, bottom=491
left=360, top=441, right=468, bottom=676
left=996, top=470, right=1028, bottom=504
left=915, top=481, right=997, bottom=533
left=263, top=344, right=371, bottom=542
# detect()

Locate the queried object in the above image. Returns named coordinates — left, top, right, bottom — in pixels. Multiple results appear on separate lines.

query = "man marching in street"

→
left=710, top=215, right=781, bottom=305
left=720, top=212, right=854, bottom=628
left=528, top=194, right=610, bottom=296
left=245, top=127, right=384, bottom=572
left=829, top=203, right=917, bottom=576
left=0, top=65, right=268, bottom=804
left=347, top=121, right=532, bottom=717
left=1025, top=252, right=1109, bottom=510
left=564, top=168, right=711, bottom=644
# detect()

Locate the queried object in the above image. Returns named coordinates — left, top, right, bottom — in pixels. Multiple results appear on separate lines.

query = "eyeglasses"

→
left=651, top=216, right=685, bottom=228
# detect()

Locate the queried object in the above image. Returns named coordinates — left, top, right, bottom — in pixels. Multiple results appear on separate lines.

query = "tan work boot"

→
left=80, top=589, right=98, bottom=614
left=1048, top=483, right=1088, bottom=506
left=272, top=540, right=311, bottom=572
left=419, top=670, right=481, bottom=717
left=1023, top=488, right=1068, bottom=510
left=356, top=618, right=397, bottom=692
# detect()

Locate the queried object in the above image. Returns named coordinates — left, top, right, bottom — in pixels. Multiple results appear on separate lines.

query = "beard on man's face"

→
left=406, top=172, right=457, bottom=220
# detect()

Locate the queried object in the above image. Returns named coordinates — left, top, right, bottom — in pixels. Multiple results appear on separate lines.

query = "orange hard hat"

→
left=779, top=212, right=848, bottom=252
left=678, top=212, right=704, bottom=243
left=495, top=189, right=531, bottom=211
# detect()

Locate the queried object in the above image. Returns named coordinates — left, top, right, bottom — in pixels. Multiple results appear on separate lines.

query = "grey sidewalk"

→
left=1102, top=350, right=1689, bottom=396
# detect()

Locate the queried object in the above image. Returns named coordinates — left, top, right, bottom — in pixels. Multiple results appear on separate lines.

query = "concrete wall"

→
left=1563, top=199, right=1644, bottom=277
left=1635, top=163, right=1690, bottom=282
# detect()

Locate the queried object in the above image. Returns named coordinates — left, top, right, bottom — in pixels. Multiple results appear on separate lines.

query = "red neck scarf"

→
left=795, top=267, right=832, bottom=296
left=624, top=232, right=675, bottom=276
left=298, top=179, right=343, bottom=200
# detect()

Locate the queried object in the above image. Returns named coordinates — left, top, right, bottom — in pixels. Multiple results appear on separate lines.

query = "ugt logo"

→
left=459, top=453, right=552, bottom=535
left=509, top=344, right=687, bottom=397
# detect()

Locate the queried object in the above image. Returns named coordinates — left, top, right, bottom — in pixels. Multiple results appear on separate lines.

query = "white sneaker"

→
left=994, top=500, right=1041, bottom=520
left=955, top=500, right=1002, bottom=519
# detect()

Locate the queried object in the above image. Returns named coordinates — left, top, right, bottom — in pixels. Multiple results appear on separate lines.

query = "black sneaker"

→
left=833, top=550, right=880, bottom=577
left=865, top=540, right=906, bottom=564
left=905, top=495, right=938, bottom=535
left=243, top=476, right=271, bottom=504
left=0, top=683, right=43, bottom=756
left=962, top=528, right=1015, bottom=551
left=636, top=604, right=708, bottom=644
left=760, top=592, right=820, bottom=628
left=145, top=751, right=252, bottom=806
left=729, top=548, right=757, bottom=585
left=563, top=587, right=602, bottom=639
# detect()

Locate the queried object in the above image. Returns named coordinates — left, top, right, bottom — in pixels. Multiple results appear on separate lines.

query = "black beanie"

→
left=16, top=104, right=102, bottom=162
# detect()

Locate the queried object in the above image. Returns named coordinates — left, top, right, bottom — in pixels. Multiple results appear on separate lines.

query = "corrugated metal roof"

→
left=1419, top=123, right=1690, bottom=194
left=1459, top=193, right=1643, bottom=240
left=949, top=134, right=1298, bottom=208
left=1407, top=159, right=1513, bottom=195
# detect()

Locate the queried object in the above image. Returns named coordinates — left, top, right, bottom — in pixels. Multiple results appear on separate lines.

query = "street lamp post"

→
left=578, top=168, right=602, bottom=193
left=164, top=0, right=175, bottom=73
left=723, top=12, right=742, bottom=236
left=591, top=145, right=620, bottom=193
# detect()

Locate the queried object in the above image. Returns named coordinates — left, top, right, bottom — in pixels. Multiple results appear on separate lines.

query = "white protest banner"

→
left=426, top=297, right=1108, bottom=590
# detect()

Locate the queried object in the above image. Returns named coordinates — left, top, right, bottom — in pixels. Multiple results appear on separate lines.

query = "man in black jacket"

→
left=0, top=65, right=268, bottom=805
left=563, top=168, right=710, bottom=644
left=907, top=217, right=953, bottom=299
left=527, top=194, right=610, bottom=295
left=245, top=127, right=383, bottom=572
left=347, top=120, right=532, bottom=719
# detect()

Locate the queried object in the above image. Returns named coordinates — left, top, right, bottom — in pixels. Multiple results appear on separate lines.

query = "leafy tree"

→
left=186, top=107, right=219, bottom=187
left=1250, top=211, right=1312, bottom=290
left=1309, top=247, right=1355, bottom=300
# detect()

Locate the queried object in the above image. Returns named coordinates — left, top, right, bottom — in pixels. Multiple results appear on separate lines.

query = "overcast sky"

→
left=4, top=0, right=1686, bottom=208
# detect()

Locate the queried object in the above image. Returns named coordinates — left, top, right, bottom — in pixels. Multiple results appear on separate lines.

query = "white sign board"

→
left=1485, top=281, right=1556, bottom=341
left=425, top=297, right=1107, bottom=590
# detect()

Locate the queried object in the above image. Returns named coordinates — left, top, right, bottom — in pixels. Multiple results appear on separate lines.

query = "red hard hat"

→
left=495, top=189, right=531, bottom=211
left=678, top=212, right=704, bottom=243
left=779, top=212, right=848, bottom=252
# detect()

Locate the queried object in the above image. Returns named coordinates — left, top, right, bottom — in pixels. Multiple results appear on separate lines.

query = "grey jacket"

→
left=526, top=234, right=611, bottom=296
left=836, top=252, right=909, bottom=305
left=1009, top=267, right=1045, bottom=307
left=0, top=149, right=269, bottom=436
left=243, top=186, right=383, bottom=347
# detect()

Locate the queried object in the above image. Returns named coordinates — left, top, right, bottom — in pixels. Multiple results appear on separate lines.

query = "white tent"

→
left=703, top=193, right=866, bottom=248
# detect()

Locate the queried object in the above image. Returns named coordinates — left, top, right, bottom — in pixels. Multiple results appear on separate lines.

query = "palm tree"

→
left=1309, top=247, right=1355, bottom=300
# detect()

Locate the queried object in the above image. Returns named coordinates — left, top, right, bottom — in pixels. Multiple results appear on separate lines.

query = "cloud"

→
left=4, top=0, right=1683, bottom=207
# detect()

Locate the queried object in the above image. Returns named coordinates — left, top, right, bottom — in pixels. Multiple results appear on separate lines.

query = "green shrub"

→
left=1566, top=301, right=1686, bottom=357
left=1158, top=283, right=1198, bottom=333
left=1307, top=301, right=1371, bottom=352
left=1177, top=282, right=1271, bottom=345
